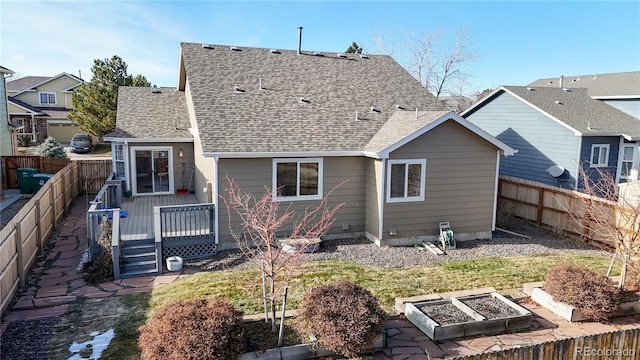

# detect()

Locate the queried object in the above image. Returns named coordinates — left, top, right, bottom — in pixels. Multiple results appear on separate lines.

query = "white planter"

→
left=166, top=256, right=183, bottom=272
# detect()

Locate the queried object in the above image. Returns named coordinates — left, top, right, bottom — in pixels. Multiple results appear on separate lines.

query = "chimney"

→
left=297, top=27, right=303, bottom=55
left=559, top=75, right=564, bottom=88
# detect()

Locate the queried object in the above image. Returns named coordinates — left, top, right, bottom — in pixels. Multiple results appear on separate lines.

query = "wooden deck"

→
left=119, top=194, right=200, bottom=240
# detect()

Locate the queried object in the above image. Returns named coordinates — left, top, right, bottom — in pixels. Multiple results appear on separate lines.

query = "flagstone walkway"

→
left=1, top=200, right=639, bottom=359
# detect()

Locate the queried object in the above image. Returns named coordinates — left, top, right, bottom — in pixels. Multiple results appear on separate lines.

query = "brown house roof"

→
left=178, top=43, right=446, bottom=154
left=6, top=76, right=50, bottom=92
left=528, top=71, right=640, bottom=98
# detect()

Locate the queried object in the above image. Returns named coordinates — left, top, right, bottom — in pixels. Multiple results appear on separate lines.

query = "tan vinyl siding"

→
left=185, top=80, right=215, bottom=204
left=365, top=159, right=382, bottom=238
left=384, top=120, right=498, bottom=237
left=217, top=157, right=366, bottom=247
left=13, top=75, right=81, bottom=108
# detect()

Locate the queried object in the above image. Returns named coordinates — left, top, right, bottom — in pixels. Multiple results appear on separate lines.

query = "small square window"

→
left=39, top=92, right=57, bottom=105
left=387, top=159, right=426, bottom=203
left=590, top=144, right=609, bottom=168
left=273, top=158, right=323, bottom=201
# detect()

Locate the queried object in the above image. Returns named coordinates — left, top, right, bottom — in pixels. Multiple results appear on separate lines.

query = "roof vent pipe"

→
left=259, top=78, right=263, bottom=90
left=297, top=27, right=303, bottom=55
left=559, top=75, right=564, bottom=88
left=355, top=110, right=359, bottom=121
left=415, top=108, right=419, bottom=120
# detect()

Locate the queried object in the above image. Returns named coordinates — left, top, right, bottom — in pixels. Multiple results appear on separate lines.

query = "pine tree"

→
left=37, top=137, right=69, bottom=159
left=69, top=55, right=152, bottom=138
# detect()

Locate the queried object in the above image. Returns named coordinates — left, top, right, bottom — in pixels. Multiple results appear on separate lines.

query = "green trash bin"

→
left=32, top=173, right=54, bottom=193
left=17, top=167, right=40, bottom=194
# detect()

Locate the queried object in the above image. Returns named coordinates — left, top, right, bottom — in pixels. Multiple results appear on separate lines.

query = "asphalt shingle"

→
left=180, top=43, right=445, bottom=154
left=527, top=71, right=640, bottom=97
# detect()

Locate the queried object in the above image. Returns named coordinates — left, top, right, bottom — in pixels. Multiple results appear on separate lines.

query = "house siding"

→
left=601, top=99, right=640, bottom=120
left=579, top=136, right=620, bottom=186
left=14, top=75, right=81, bottom=109
left=364, top=158, right=382, bottom=239
left=185, top=80, right=214, bottom=204
left=383, top=120, right=498, bottom=239
left=216, top=157, right=366, bottom=249
left=465, top=91, right=580, bottom=187
left=1, top=76, right=12, bottom=155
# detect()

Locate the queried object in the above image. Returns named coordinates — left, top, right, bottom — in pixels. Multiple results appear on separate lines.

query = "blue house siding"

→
left=465, top=92, right=580, bottom=187
left=579, top=136, right=620, bottom=186
left=601, top=99, right=640, bottom=120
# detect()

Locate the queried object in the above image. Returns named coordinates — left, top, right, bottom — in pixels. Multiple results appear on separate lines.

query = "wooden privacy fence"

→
left=1, top=156, right=70, bottom=189
left=456, top=328, right=639, bottom=360
left=1, top=156, right=112, bottom=195
left=497, top=175, right=638, bottom=248
left=0, top=162, right=79, bottom=314
left=76, top=159, right=113, bottom=195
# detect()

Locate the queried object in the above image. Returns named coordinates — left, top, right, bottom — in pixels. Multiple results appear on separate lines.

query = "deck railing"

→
left=87, top=173, right=123, bottom=255
left=154, top=203, right=216, bottom=274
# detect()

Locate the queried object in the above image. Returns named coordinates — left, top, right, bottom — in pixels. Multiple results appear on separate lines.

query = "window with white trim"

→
left=387, top=159, right=426, bottom=202
left=39, top=92, right=57, bottom=105
left=590, top=144, right=610, bottom=167
left=113, top=143, right=125, bottom=178
left=620, top=145, right=636, bottom=181
left=273, top=158, right=322, bottom=201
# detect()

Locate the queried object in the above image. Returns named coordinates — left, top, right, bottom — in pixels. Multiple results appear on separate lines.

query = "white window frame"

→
left=272, top=158, right=323, bottom=201
left=619, top=144, right=638, bottom=182
left=112, top=143, right=126, bottom=179
left=590, top=144, right=610, bottom=168
left=39, top=92, right=57, bottom=105
left=386, top=159, right=426, bottom=203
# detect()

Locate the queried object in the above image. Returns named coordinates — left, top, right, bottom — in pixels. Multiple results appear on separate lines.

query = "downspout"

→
left=575, top=136, right=583, bottom=190
left=213, top=156, right=219, bottom=244
left=492, top=151, right=500, bottom=231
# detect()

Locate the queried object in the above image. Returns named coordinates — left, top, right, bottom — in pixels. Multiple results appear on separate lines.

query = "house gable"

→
left=9, top=73, right=84, bottom=110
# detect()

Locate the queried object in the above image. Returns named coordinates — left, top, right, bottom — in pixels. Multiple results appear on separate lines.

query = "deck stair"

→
left=119, top=239, right=158, bottom=278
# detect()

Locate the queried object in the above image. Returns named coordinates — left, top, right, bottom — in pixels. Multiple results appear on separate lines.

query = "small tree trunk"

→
left=270, top=277, right=277, bottom=332
left=262, top=268, right=268, bottom=323
left=620, top=253, right=630, bottom=289
left=278, top=286, right=288, bottom=347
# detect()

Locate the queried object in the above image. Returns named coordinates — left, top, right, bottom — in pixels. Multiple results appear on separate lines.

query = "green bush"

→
left=37, top=136, right=68, bottom=159
left=17, top=135, right=31, bottom=147
left=294, top=281, right=386, bottom=358
left=138, top=298, right=246, bottom=360
left=545, top=264, right=620, bottom=322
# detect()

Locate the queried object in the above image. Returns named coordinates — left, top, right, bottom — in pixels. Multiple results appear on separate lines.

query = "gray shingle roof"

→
left=364, top=111, right=449, bottom=153
left=527, top=71, right=640, bottom=97
left=180, top=42, right=445, bottom=154
left=6, top=76, right=50, bottom=92
left=504, top=86, right=640, bottom=139
left=108, top=87, right=191, bottom=139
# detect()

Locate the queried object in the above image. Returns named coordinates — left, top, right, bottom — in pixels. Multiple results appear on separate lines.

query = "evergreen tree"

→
left=69, top=55, right=151, bottom=138
left=37, top=137, right=69, bottom=159
left=346, top=41, right=363, bottom=54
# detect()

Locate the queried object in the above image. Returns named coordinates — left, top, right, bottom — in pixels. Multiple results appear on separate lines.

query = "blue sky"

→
left=2, top=1, right=639, bottom=95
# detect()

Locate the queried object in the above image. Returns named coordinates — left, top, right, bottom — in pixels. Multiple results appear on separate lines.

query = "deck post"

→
left=112, top=210, right=121, bottom=279
left=154, top=206, right=163, bottom=275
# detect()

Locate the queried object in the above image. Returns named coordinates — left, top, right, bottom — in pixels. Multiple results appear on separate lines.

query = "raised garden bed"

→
left=530, top=286, right=640, bottom=322
left=405, top=292, right=531, bottom=341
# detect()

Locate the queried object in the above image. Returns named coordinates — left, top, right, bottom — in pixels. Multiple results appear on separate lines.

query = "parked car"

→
left=70, top=133, right=93, bottom=153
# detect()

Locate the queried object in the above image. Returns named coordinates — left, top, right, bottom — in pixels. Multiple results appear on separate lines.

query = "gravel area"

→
left=421, top=302, right=474, bottom=325
left=0, top=197, right=30, bottom=230
left=1, top=317, right=59, bottom=360
left=462, top=296, right=520, bottom=319
left=186, top=218, right=610, bottom=271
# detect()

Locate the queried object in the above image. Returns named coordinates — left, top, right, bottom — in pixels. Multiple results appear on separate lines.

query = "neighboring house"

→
left=528, top=71, right=640, bottom=120
left=462, top=86, right=640, bottom=189
left=1, top=66, right=19, bottom=156
left=105, top=42, right=514, bottom=250
left=6, top=72, right=85, bottom=143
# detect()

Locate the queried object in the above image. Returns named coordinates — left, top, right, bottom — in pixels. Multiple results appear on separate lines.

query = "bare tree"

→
left=371, top=27, right=479, bottom=99
left=221, top=177, right=345, bottom=332
left=564, top=167, right=640, bottom=289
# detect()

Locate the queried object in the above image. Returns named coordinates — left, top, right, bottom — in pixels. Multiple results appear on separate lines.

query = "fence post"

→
left=14, top=221, right=25, bottom=287
left=154, top=206, right=163, bottom=276
left=536, top=188, right=544, bottom=225
left=35, top=198, right=42, bottom=253
left=49, top=181, right=56, bottom=231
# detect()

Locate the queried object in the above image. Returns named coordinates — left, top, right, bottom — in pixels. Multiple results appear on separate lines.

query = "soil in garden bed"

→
left=244, top=320, right=303, bottom=352
left=461, top=297, right=520, bottom=319
left=421, top=302, right=474, bottom=325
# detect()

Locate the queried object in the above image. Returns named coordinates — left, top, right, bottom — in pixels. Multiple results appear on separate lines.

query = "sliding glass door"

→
left=132, top=147, right=172, bottom=195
